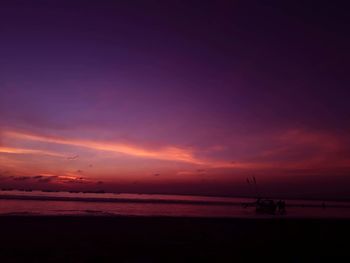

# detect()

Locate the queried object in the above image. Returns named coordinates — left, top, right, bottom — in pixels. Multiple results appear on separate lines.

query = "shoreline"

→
left=2, top=189, right=350, bottom=203
left=0, top=194, right=241, bottom=206
left=1, top=193, right=350, bottom=209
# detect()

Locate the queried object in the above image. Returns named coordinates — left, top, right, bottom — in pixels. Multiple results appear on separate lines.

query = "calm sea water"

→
left=1, top=190, right=350, bottom=218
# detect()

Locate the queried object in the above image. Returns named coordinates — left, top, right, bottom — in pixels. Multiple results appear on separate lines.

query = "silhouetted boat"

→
left=242, top=177, right=284, bottom=215
left=255, top=198, right=277, bottom=214
left=242, top=198, right=277, bottom=214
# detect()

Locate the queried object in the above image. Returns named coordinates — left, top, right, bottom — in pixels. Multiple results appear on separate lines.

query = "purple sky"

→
left=0, top=1, right=349, bottom=199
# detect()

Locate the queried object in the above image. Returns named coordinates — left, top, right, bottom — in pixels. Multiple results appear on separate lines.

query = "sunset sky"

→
left=0, top=1, right=349, bottom=199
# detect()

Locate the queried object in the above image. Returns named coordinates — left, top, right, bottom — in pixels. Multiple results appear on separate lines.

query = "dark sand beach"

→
left=1, top=216, right=349, bottom=262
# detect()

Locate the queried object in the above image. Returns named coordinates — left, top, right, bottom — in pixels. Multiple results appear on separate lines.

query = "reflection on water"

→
left=0, top=190, right=350, bottom=218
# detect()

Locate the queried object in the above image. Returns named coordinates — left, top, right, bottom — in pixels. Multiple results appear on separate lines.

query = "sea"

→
left=1, top=190, right=350, bottom=218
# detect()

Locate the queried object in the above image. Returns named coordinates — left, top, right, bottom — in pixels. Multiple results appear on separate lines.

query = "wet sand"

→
left=0, top=216, right=349, bottom=262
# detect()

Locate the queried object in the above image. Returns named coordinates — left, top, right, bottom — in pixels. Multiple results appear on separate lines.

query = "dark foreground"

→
left=0, top=216, right=349, bottom=262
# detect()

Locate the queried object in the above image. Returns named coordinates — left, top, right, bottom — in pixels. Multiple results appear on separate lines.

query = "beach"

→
left=1, top=216, right=349, bottom=262
left=1, top=1, right=349, bottom=262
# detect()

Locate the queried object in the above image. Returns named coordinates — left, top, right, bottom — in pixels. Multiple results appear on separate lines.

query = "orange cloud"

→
left=3, top=130, right=262, bottom=169
left=6, top=129, right=347, bottom=173
left=4, top=131, right=204, bottom=164
left=0, top=146, right=67, bottom=158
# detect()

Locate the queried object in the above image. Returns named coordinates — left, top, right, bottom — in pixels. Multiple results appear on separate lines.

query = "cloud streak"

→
left=0, top=146, right=67, bottom=158
left=1, top=130, right=258, bottom=171
left=3, top=129, right=350, bottom=174
left=4, top=131, right=204, bottom=164
left=2, top=130, right=270, bottom=169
